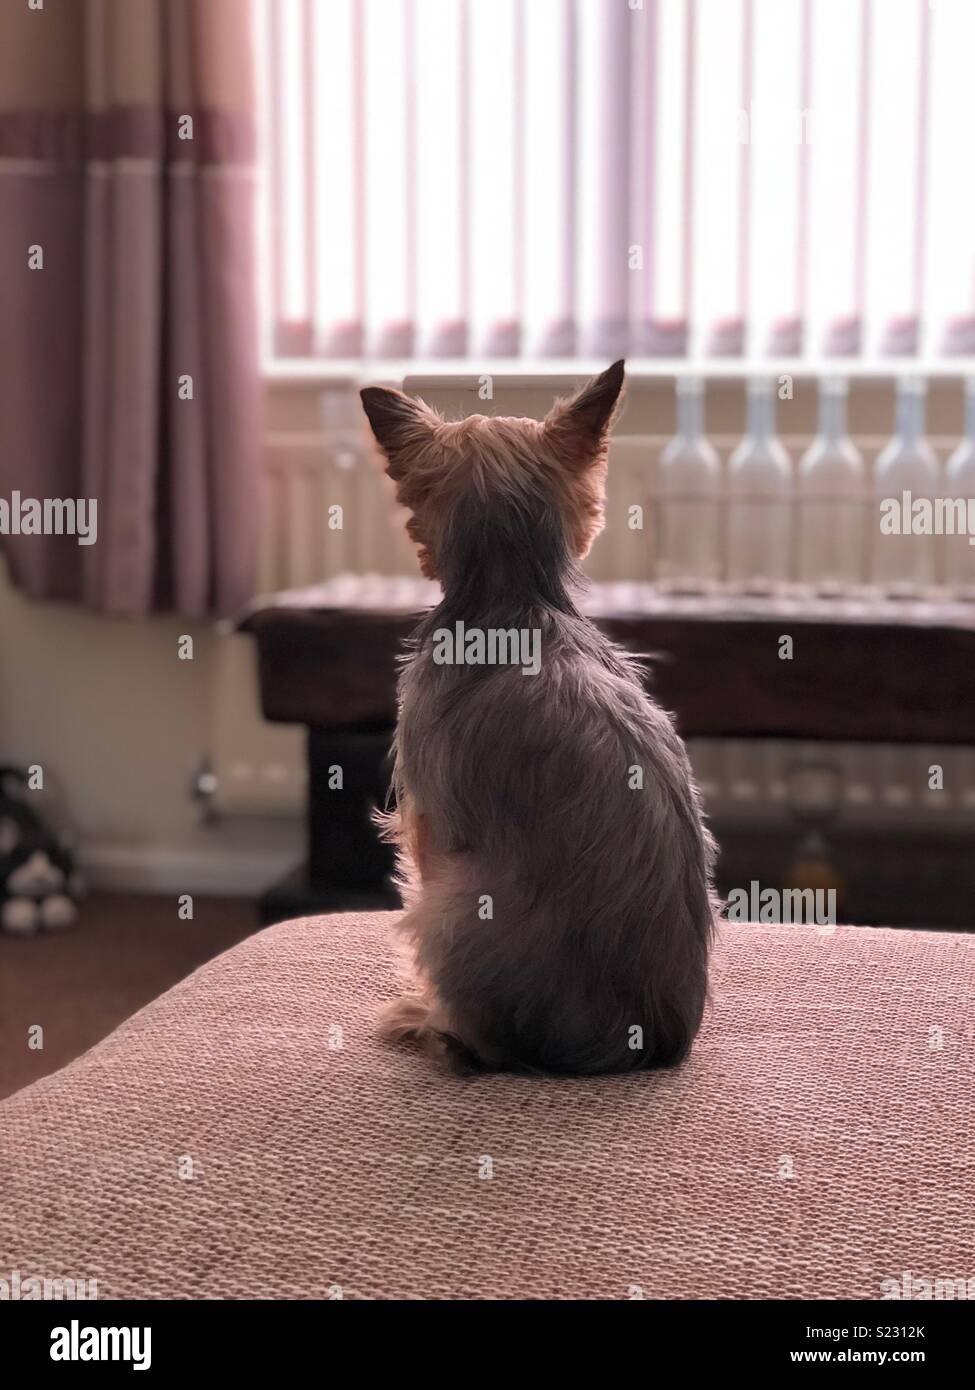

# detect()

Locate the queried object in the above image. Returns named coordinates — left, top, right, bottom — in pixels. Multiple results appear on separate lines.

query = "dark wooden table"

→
left=240, top=577, right=975, bottom=923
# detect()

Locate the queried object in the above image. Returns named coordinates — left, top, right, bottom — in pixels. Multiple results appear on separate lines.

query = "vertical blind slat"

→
left=265, top=0, right=282, bottom=354
left=351, top=0, right=365, bottom=355
left=562, top=1, right=577, bottom=357
left=794, top=0, right=812, bottom=354
left=578, top=0, right=632, bottom=358
left=912, top=0, right=932, bottom=359
left=415, top=0, right=466, bottom=356
left=680, top=0, right=696, bottom=356
left=734, top=0, right=752, bottom=357
left=404, top=0, right=417, bottom=358
left=523, top=0, right=576, bottom=356
left=852, top=0, right=870, bottom=355
left=632, top=0, right=658, bottom=355
left=302, top=0, right=316, bottom=355
left=458, top=0, right=470, bottom=357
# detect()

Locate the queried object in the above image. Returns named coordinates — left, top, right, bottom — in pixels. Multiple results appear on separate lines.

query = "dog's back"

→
left=395, top=599, right=716, bottom=1074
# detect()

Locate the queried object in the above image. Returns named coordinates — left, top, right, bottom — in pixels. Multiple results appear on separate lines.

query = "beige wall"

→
left=0, top=558, right=214, bottom=844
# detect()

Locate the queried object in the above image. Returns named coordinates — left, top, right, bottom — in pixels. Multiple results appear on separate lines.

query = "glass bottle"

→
left=946, top=377, right=975, bottom=594
left=727, top=377, right=793, bottom=588
left=657, top=377, right=722, bottom=588
left=872, top=378, right=938, bottom=594
left=797, top=377, right=866, bottom=592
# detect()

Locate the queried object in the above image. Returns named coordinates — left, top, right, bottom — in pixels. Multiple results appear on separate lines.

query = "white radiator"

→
left=209, top=392, right=410, bottom=816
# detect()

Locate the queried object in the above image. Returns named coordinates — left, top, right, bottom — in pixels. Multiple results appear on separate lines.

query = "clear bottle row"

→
left=655, top=376, right=975, bottom=594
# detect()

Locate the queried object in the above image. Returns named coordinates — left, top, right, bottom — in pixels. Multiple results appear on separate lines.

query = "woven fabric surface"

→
left=2, top=913, right=973, bottom=1300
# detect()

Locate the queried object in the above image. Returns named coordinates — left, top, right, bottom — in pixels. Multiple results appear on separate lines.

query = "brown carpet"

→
left=0, top=893, right=257, bottom=1101
left=2, top=912, right=972, bottom=1300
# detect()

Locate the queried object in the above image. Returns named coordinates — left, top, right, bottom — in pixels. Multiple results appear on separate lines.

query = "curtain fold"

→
left=0, top=0, right=260, bottom=617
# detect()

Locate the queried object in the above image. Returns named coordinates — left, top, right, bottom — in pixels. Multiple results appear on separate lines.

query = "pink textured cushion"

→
left=1, top=913, right=972, bottom=1300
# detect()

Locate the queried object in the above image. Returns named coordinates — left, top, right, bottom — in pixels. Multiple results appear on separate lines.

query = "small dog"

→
left=360, top=361, right=717, bottom=1074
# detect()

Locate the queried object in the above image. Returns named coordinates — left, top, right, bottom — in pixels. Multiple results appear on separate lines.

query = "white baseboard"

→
left=78, top=823, right=302, bottom=897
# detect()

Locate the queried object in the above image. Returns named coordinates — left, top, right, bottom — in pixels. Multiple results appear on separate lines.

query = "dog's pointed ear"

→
left=544, top=360, right=625, bottom=466
left=360, top=386, right=438, bottom=476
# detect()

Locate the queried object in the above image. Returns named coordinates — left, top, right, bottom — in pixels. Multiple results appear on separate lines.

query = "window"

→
left=258, top=0, right=975, bottom=366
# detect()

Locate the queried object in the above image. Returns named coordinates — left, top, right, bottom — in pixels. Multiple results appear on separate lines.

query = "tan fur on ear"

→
left=544, top=359, right=626, bottom=468
left=360, top=385, right=447, bottom=576
left=360, top=386, right=441, bottom=478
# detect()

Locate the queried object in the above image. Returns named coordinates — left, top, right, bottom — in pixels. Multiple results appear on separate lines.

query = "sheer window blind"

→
left=259, top=0, right=975, bottom=364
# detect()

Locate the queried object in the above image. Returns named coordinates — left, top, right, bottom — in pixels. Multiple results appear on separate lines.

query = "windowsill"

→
left=263, top=356, right=975, bottom=389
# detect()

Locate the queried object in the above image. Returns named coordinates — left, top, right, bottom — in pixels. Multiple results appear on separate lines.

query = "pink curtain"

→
left=0, top=0, right=260, bottom=616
